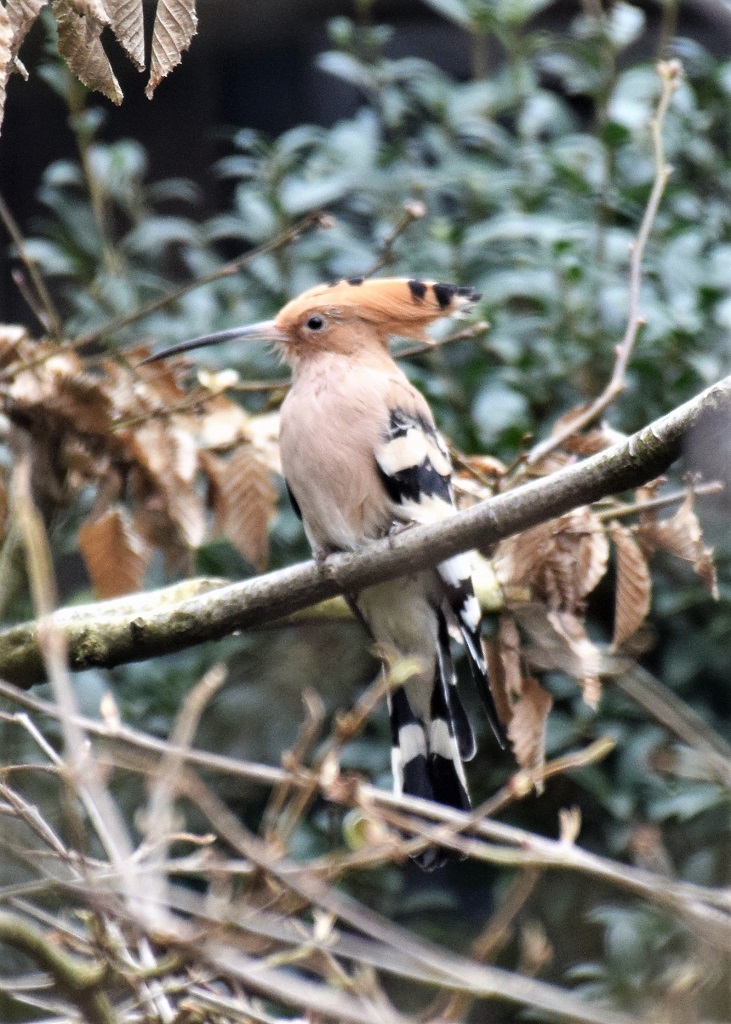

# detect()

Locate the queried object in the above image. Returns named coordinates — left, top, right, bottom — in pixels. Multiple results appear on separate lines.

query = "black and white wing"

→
left=375, top=406, right=507, bottom=749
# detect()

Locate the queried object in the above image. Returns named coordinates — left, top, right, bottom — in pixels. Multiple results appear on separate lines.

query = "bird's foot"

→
left=314, top=546, right=335, bottom=566
left=386, top=521, right=411, bottom=549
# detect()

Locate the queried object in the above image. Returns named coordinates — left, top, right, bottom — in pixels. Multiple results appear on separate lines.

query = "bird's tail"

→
left=388, top=617, right=473, bottom=869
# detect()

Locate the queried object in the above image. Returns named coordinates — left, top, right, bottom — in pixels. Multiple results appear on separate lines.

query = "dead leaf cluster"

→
left=457, top=425, right=718, bottom=780
left=0, top=0, right=198, bottom=132
left=0, top=327, right=278, bottom=596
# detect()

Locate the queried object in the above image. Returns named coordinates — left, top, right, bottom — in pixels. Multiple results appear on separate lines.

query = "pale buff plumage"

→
left=143, top=277, right=506, bottom=865
left=279, top=348, right=441, bottom=553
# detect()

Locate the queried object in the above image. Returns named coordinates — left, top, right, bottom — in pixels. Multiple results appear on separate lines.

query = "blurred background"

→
left=1, top=1, right=730, bottom=1020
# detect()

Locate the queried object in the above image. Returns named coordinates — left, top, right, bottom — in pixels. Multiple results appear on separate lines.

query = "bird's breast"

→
left=279, top=366, right=394, bottom=553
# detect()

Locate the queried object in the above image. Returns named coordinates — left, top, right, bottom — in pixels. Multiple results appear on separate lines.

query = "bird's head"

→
left=140, top=277, right=481, bottom=366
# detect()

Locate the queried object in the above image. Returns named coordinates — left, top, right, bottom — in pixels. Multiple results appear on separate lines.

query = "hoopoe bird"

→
left=144, top=278, right=506, bottom=862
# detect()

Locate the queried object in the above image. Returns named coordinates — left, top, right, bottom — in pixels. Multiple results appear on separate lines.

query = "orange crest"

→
left=276, top=277, right=481, bottom=341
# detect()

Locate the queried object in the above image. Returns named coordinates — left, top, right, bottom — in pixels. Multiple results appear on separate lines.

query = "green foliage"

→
left=8, top=2, right=731, bottom=1018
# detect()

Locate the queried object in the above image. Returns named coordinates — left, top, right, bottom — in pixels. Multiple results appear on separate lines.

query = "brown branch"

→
left=2, top=677, right=729, bottom=925
left=0, top=911, right=117, bottom=1024
left=0, top=371, right=728, bottom=686
left=596, top=480, right=724, bottom=520
left=361, top=199, right=426, bottom=278
left=0, top=192, right=63, bottom=339
left=72, top=211, right=330, bottom=350
left=528, top=60, right=682, bottom=466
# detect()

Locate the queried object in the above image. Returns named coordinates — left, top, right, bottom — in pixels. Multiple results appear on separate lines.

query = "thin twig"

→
left=596, top=480, right=724, bottom=520
left=262, top=688, right=325, bottom=843
left=76, top=211, right=329, bottom=349
left=394, top=318, right=490, bottom=359
left=362, top=200, right=426, bottom=278
left=84, top=731, right=731, bottom=922
left=0, top=192, right=62, bottom=339
left=270, top=668, right=394, bottom=849
left=428, top=868, right=542, bottom=1022
left=528, top=60, right=683, bottom=466
left=313, top=737, right=616, bottom=876
left=0, top=912, right=118, bottom=1024
left=10, top=449, right=167, bottom=944
left=138, top=663, right=227, bottom=911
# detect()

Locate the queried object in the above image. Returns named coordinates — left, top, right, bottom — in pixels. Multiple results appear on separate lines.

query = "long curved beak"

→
left=138, top=319, right=286, bottom=365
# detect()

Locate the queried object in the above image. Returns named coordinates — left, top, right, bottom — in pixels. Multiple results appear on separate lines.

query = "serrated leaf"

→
left=547, top=610, right=602, bottom=708
left=52, top=0, right=123, bottom=104
left=514, top=603, right=603, bottom=708
left=146, top=0, right=197, bottom=98
left=494, top=507, right=609, bottom=614
left=102, top=0, right=144, bottom=71
left=508, top=674, right=553, bottom=780
left=608, top=520, right=652, bottom=650
left=639, top=494, right=718, bottom=599
left=207, top=444, right=277, bottom=572
left=79, top=506, right=151, bottom=598
left=7, top=0, right=47, bottom=57
left=0, top=4, right=13, bottom=133
left=484, top=616, right=517, bottom=737
left=128, top=420, right=206, bottom=549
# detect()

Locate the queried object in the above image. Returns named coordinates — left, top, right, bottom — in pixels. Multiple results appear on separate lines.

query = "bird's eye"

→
left=306, top=315, right=324, bottom=331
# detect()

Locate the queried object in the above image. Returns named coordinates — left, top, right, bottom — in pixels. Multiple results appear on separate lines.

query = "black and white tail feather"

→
left=371, top=404, right=507, bottom=868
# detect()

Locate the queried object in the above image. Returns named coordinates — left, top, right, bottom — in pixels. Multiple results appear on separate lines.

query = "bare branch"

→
left=1, top=372, right=729, bottom=686
left=528, top=60, right=683, bottom=465
left=0, top=912, right=117, bottom=1024
left=75, top=211, right=330, bottom=349
left=0, top=192, right=62, bottom=339
left=361, top=199, right=426, bottom=277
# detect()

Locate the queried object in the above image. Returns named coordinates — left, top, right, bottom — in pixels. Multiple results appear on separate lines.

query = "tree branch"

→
left=0, top=911, right=117, bottom=1024
left=527, top=59, right=682, bottom=465
left=1, top=373, right=729, bottom=686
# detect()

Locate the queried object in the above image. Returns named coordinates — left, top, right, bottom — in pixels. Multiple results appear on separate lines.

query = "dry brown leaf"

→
left=56, top=371, right=115, bottom=435
left=549, top=401, right=592, bottom=439
left=494, top=507, right=609, bottom=615
left=246, top=411, right=282, bottom=475
left=634, top=478, right=663, bottom=536
left=0, top=5, right=13, bottom=133
left=486, top=614, right=553, bottom=778
left=79, top=506, right=151, bottom=598
left=0, top=324, right=28, bottom=366
left=129, top=420, right=205, bottom=549
left=547, top=404, right=626, bottom=455
left=195, top=393, right=251, bottom=451
left=7, top=0, right=47, bottom=61
left=498, top=612, right=523, bottom=704
left=638, top=492, right=718, bottom=598
left=547, top=610, right=602, bottom=708
left=608, top=520, right=652, bottom=650
left=52, top=0, right=123, bottom=104
left=209, top=444, right=277, bottom=572
left=484, top=623, right=514, bottom=732
left=513, top=603, right=603, bottom=708
left=146, top=0, right=197, bottom=98
left=508, top=674, right=553, bottom=780
left=561, top=424, right=627, bottom=456
left=466, top=453, right=507, bottom=478
left=102, top=0, right=144, bottom=71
